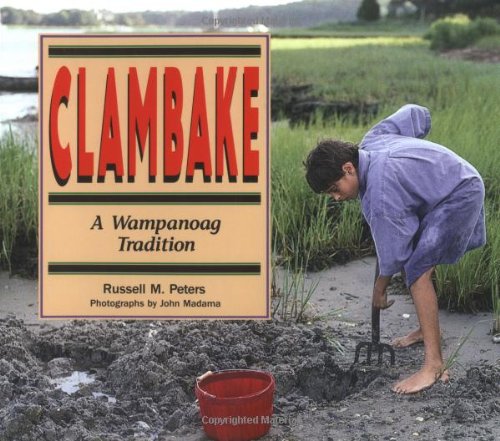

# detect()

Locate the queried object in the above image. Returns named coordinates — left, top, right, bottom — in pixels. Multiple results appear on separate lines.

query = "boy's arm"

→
left=361, top=104, right=431, bottom=146
left=369, top=212, right=419, bottom=283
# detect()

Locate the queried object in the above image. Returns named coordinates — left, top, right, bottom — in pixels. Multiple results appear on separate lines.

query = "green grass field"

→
left=474, top=34, right=500, bottom=49
left=271, top=36, right=500, bottom=312
left=273, top=19, right=430, bottom=38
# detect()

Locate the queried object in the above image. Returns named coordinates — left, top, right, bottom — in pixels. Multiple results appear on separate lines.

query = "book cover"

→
left=39, top=33, right=270, bottom=319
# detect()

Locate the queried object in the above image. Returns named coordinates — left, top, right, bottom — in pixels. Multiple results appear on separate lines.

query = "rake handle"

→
left=372, top=259, right=381, bottom=344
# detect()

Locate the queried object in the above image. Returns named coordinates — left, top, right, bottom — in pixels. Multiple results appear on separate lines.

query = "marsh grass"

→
left=0, top=130, right=37, bottom=273
left=474, top=34, right=500, bottom=50
left=271, top=38, right=499, bottom=312
left=434, top=247, right=490, bottom=311
left=331, top=201, right=367, bottom=255
left=492, top=272, right=500, bottom=335
left=271, top=38, right=499, bottom=107
left=441, top=325, right=475, bottom=374
left=434, top=202, right=500, bottom=311
left=272, top=120, right=372, bottom=270
left=271, top=256, right=319, bottom=323
left=486, top=211, right=500, bottom=331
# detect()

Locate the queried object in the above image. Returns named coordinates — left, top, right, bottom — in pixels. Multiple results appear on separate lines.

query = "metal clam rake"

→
left=354, top=305, right=395, bottom=366
left=353, top=261, right=395, bottom=366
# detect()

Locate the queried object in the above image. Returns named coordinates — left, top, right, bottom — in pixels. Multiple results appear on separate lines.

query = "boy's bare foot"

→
left=392, top=365, right=450, bottom=394
left=391, top=328, right=444, bottom=348
left=391, top=328, right=423, bottom=348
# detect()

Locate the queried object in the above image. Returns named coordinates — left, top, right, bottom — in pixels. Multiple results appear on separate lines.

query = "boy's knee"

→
left=411, top=267, right=435, bottom=289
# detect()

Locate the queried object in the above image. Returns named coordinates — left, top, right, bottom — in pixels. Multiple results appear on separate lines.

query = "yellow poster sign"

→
left=39, top=34, right=270, bottom=319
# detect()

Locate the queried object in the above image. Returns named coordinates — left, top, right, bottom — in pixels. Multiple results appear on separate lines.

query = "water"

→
left=0, top=26, right=83, bottom=77
left=0, top=92, right=38, bottom=136
left=0, top=26, right=84, bottom=131
left=50, top=370, right=96, bottom=394
left=0, top=92, right=37, bottom=120
left=50, top=370, right=117, bottom=403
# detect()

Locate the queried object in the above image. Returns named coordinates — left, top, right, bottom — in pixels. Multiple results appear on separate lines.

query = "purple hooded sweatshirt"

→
left=358, top=104, right=486, bottom=287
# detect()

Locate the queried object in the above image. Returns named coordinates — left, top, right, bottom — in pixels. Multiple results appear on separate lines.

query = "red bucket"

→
left=195, top=369, right=275, bottom=441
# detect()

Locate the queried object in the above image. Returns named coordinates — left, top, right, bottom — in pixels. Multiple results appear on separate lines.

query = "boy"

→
left=304, top=104, right=486, bottom=394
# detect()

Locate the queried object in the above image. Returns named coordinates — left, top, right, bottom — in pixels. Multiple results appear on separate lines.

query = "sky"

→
left=1, top=0, right=294, bottom=14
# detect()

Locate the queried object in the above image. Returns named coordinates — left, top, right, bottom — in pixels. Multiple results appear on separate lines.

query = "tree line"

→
left=358, top=0, right=500, bottom=22
left=0, top=2, right=358, bottom=28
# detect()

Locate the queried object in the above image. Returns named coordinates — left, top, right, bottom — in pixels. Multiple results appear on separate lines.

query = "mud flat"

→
left=0, top=258, right=498, bottom=440
left=441, top=48, right=500, bottom=63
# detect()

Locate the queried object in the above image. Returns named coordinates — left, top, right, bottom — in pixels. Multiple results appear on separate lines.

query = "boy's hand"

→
left=372, top=287, right=394, bottom=309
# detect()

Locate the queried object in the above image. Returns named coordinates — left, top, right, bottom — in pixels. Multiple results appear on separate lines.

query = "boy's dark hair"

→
left=304, top=139, right=359, bottom=193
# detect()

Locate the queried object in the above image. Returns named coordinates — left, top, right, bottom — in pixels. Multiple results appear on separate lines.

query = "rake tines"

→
left=354, top=341, right=395, bottom=366
left=352, top=260, right=396, bottom=367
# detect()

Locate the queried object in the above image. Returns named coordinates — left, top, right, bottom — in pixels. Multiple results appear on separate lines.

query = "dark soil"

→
left=441, top=48, right=500, bottom=63
left=0, top=313, right=498, bottom=441
left=0, top=316, right=388, bottom=440
left=9, top=235, right=38, bottom=279
left=271, top=79, right=379, bottom=127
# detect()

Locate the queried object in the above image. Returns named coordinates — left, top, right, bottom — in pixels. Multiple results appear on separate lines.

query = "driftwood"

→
left=271, top=79, right=379, bottom=126
left=288, top=100, right=379, bottom=127
left=0, top=75, right=38, bottom=92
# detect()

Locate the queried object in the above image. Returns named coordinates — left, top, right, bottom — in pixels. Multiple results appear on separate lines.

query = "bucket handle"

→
left=196, top=370, right=217, bottom=400
left=197, top=370, right=214, bottom=382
